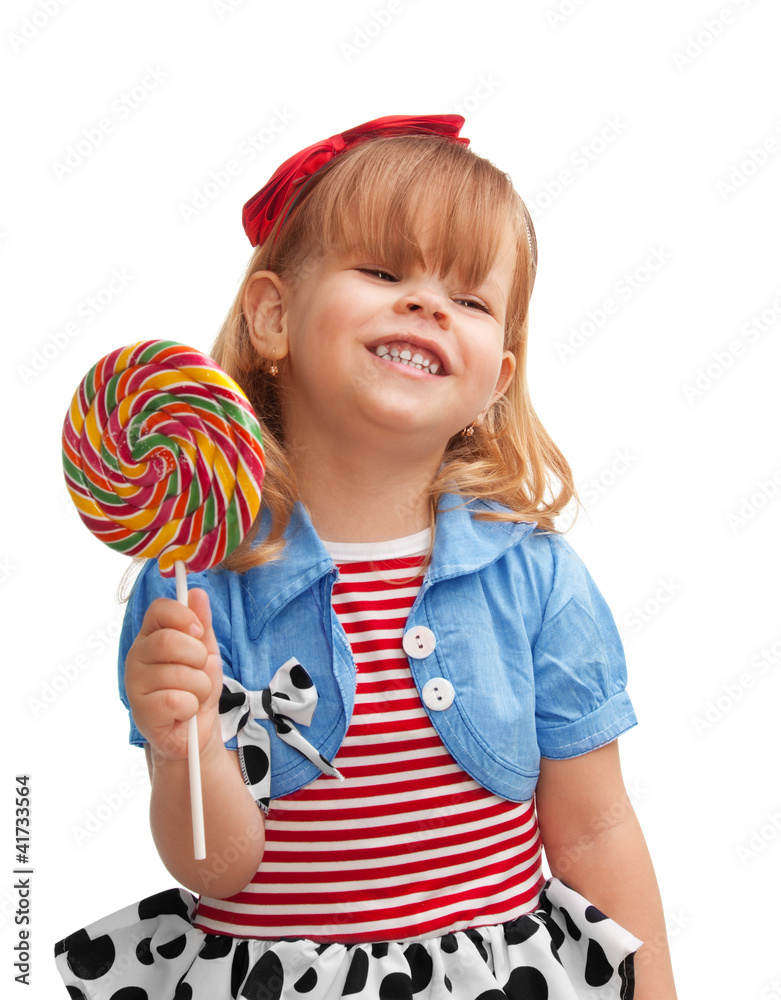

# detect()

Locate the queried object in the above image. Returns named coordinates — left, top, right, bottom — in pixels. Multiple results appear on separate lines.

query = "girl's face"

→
left=277, top=222, right=517, bottom=458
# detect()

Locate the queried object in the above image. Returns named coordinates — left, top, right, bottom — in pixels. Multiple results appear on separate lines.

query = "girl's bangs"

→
left=301, top=137, right=525, bottom=290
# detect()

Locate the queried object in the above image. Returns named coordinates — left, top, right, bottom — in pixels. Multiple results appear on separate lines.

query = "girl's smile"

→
left=273, top=228, right=517, bottom=456
left=369, top=339, right=446, bottom=376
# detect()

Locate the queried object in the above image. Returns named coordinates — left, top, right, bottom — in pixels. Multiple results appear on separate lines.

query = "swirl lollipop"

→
left=62, top=339, right=266, bottom=858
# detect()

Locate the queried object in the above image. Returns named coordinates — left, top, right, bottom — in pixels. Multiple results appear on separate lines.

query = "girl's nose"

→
left=397, top=287, right=451, bottom=328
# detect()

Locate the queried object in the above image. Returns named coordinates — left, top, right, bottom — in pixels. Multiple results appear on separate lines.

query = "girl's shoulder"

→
left=462, top=499, right=611, bottom=624
left=461, top=495, right=583, bottom=576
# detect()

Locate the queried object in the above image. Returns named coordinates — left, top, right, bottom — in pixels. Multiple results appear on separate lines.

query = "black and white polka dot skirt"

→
left=54, top=878, right=641, bottom=1000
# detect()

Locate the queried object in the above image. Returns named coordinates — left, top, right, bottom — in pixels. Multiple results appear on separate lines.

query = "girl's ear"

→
left=479, top=351, right=516, bottom=421
left=243, top=271, right=290, bottom=364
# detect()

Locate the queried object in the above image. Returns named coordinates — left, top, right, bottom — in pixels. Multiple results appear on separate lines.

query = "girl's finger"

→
left=137, top=597, right=206, bottom=642
left=142, top=688, right=202, bottom=729
left=135, top=663, right=213, bottom=704
left=135, top=628, right=210, bottom=671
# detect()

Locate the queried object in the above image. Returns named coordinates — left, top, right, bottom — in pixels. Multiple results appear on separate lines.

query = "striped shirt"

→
left=195, top=532, right=545, bottom=941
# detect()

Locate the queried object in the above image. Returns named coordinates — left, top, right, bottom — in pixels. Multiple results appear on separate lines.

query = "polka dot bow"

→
left=218, top=660, right=343, bottom=813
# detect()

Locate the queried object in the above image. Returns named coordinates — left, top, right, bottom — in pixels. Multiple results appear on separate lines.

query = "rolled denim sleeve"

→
left=117, top=561, right=235, bottom=747
left=533, top=537, right=637, bottom=759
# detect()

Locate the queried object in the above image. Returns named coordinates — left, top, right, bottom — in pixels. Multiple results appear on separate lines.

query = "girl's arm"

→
left=128, top=589, right=265, bottom=898
left=535, top=740, right=678, bottom=1000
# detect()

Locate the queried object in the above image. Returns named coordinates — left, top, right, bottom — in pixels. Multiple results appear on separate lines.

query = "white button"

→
left=421, top=677, right=455, bottom=711
left=403, top=625, right=436, bottom=659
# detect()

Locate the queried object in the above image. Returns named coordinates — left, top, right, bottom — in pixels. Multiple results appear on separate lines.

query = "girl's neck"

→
left=288, top=438, right=440, bottom=543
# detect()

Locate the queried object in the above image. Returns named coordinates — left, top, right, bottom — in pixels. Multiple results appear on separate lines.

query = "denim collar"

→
left=240, top=494, right=537, bottom=639
left=425, top=495, right=537, bottom=585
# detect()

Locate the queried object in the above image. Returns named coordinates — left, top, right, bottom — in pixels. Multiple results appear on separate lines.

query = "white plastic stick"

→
left=175, top=559, right=206, bottom=860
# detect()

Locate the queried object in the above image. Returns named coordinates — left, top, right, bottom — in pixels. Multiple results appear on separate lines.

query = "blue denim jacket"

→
left=118, top=494, right=637, bottom=802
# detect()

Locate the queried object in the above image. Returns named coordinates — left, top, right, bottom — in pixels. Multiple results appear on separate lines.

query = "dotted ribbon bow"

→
left=218, top=660, right=343, bottom=813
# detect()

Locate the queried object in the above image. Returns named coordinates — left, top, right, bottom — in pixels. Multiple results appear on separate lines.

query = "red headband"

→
left=241, top=114, right=469, bottom=247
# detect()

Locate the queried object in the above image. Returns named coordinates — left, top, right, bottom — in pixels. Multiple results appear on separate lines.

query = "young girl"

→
left=55, top=115, right=677, bottom=999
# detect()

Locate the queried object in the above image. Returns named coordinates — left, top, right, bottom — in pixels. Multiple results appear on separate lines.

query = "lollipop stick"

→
left=174, top=560, right=207, bottom=860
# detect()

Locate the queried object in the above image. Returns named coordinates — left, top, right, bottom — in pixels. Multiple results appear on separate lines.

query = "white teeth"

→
left=372, top=343, right=444, bottom=375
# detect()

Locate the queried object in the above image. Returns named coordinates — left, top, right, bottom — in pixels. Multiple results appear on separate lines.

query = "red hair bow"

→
left=241, top=114, right=470, bottom=247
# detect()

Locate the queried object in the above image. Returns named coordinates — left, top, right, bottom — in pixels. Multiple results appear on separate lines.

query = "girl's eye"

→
left=455, top=296, right=491, bottom=314
left=358, top=267, right=397, bottom=282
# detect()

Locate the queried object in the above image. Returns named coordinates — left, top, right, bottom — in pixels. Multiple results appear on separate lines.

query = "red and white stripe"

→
left=196, top=552, right=545, bottom=941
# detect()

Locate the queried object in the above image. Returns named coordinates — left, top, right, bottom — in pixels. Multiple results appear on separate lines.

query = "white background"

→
left=2, top=0, right=780, bottom=996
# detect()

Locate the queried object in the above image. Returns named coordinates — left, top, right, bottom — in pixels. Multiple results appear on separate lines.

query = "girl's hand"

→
left=125, top=589, right=224, bottom=762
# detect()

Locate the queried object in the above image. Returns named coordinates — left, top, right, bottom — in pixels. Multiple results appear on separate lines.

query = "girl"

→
left=55, top=115, right=677, bottom=999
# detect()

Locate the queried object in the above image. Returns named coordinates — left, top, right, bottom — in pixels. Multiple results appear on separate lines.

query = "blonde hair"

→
left=212, top=134, right=579, bottom=571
